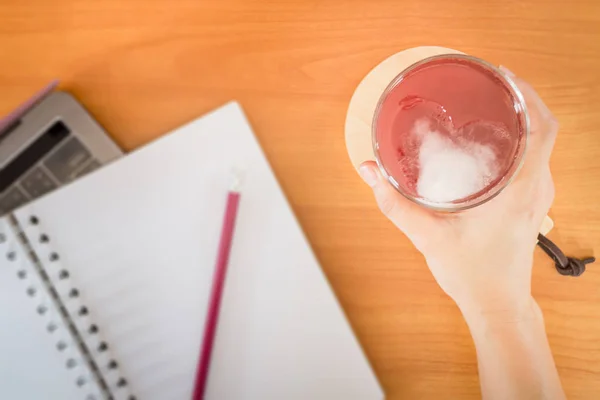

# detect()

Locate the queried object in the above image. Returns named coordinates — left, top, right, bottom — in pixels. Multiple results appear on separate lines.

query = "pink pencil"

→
left=192, top=186, right=241, bottom=400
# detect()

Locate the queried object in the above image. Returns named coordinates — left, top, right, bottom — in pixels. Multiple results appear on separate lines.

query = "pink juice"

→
left=374, top=55, right=527, bottom=208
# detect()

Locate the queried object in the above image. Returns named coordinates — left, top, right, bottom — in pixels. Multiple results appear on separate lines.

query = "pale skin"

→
left=359, top=68, right=566, bottom=399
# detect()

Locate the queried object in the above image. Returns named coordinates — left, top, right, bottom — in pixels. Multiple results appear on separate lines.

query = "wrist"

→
left=459, top=295, right=543, bottom=331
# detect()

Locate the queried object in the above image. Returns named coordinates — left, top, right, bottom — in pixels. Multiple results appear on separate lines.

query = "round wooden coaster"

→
left=344, top=46, right=462, bottom=172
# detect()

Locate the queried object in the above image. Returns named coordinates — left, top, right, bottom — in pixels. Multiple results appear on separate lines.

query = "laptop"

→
left=0, top=89, right=122, bottom=215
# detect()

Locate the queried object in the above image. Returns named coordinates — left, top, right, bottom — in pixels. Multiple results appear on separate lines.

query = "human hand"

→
left=359, top=69, right=558, bottom=319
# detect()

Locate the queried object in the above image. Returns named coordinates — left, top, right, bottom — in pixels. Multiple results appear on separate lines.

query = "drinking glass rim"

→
left=371, top=53, right=530, bottom=212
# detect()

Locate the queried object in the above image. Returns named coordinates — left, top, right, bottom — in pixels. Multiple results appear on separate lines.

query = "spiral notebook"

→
left=0, top=102, right=382, bottom=400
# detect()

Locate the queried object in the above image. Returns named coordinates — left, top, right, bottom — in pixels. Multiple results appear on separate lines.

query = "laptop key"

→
left=0, top=186, right=30, bottom=213
left=44, top=137, right=92, bottom=183
left=20, top=166, right=58, bottom=198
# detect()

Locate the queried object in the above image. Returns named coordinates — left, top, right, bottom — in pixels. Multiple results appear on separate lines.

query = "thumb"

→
left=359, top=161, right=435, bottom=233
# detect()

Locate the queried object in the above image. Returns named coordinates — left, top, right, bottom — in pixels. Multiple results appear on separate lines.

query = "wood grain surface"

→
left=1, top=1, right=599, bottom=398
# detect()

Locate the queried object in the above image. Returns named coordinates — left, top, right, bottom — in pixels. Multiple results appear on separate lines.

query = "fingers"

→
left=359, top=161, right=434, bottom=233
left=499, top=67, right=558, bottom=178
left=515, top=77, right=558, bottom=165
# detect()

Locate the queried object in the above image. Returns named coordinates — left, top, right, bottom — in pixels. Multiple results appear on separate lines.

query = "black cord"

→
left=537, top=234, right=595, bottom=277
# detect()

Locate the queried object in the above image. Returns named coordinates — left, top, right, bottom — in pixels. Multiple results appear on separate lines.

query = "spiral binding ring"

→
left=47, top=322, right=58, bottom=333
left=3, top=214, right=134, bottom=399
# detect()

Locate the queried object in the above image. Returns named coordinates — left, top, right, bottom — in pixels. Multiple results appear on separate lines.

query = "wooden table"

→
left=2, top=1, right=599, bottom=398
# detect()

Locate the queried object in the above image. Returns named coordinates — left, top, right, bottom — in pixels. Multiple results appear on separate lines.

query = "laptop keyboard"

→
left=0, top=136, right=100, bottom=215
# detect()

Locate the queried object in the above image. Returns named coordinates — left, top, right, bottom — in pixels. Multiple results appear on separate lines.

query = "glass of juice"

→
left=372, top=54, right=529, bottom=211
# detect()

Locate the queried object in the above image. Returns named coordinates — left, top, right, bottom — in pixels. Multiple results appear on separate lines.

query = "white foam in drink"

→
left=413, top=119, right=500, bottom=203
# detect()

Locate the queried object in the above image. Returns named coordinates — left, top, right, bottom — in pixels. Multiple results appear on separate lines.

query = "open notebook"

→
left=0, top=102, right=383, bottom=400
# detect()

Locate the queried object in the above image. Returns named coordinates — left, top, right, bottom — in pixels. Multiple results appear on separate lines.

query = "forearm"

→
left=462, top=297, right=565, bottom=400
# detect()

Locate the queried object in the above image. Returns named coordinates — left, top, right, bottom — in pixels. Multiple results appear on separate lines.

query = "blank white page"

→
left=0, top=218, right=103, bottom=400
left=15, top=102, right=383, bottom=400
